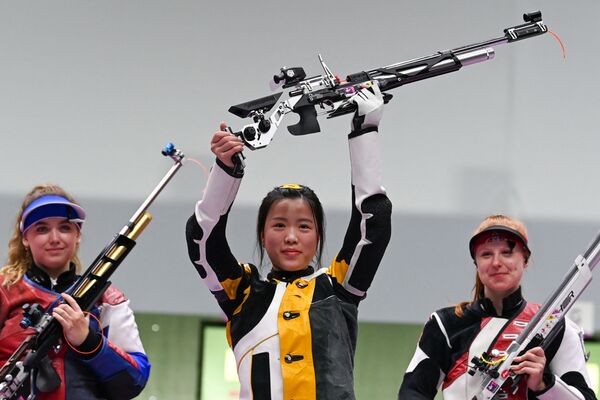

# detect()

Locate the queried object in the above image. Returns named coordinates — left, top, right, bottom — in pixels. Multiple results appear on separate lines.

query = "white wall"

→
left=2, top=1, right=600, bottom=329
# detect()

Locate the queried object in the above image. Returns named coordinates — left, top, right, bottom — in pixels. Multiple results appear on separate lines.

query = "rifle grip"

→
left=225, top=127, right=246, bottom=174
left=288, top=105, right=320, bottom=136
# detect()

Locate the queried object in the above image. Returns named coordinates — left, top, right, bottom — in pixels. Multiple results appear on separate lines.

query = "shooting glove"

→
left=350, top=82, right=384, bottom=137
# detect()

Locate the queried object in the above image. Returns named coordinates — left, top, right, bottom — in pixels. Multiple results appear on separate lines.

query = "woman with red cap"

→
left=0, top=184, right=150, bottom=400
left=398, top=214, right=596, bottom=399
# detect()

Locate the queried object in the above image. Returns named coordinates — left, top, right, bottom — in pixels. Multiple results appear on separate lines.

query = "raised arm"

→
left=185, top=126, right=251, bottom=318
left=329, top=84, right=392, bottom=303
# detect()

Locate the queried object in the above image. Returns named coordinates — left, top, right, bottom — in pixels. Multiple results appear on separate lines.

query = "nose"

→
left=48, top=228, right=61, bottom=242
left=491, top=252, right=503, bottom=268
left=284, top=228, right=298, bottom=244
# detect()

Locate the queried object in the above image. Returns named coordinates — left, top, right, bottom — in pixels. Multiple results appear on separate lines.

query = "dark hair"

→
left=256, top=184, right=325, bottom=268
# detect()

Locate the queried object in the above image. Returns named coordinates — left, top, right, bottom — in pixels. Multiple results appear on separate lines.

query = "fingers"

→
left=211, top=122, right=244, bottom=168
left=353, top=82, right=383, bottom=103
left=511, top=347, right=547, bottom=391
left=211, top=134, right=244, bottom=156
left=512, top=347, right=546, bottom=374
left=61, top=293, right=82, bottom=312
left=53, top=294, right=90, bottom=347
left=513, top=347, right=545, bottom=364
left=53, top=299, right=86, bottom=328
left=370, top=80, right=382, bottom=96
left=358, top=81, right=381, bottom=97
left=350, top=81, right=385, bottom=131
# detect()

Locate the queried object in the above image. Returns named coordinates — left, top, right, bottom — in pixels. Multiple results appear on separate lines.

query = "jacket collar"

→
left=267, top=266, right=314, bottom=283
left=475, top=286, right=525, bottom=318
left=26, top=263, right=77, bottom=292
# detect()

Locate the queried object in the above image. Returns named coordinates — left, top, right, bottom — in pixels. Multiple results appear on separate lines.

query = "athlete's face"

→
left=261, top=198, right=319, bottom=272
left=22, top=217, right=80, bottom=278
left=474, top=233, right=527, bottom=302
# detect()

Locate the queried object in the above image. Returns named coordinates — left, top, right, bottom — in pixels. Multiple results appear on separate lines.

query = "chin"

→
left=278, top=265, right=305, bottom=272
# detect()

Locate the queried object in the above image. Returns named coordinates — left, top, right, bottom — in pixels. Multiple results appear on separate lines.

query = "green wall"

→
left=134, top=313, right=427, bottom=400
left=135, top=314, right=600, bottom=399
left=354, top=322, right=422, bottom=399
left=135, top=314, right=202, bottom=400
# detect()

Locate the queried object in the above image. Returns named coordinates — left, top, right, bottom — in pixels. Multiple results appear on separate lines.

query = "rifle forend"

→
left=227, top=11, right=547, bottom=153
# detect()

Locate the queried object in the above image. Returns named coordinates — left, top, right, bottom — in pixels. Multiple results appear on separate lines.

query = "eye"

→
left=33, top=225, right=49, bottom=233
left=299, top=223, right=313, bottom=230
left=59, top=223, right=76, bottom=233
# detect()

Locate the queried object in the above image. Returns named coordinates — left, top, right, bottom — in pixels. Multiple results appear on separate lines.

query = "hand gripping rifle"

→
left=0, top=143, right=185, bottom=400
left=226, top=11, right=548, bottom=171
left=467, top=232, right=600, bottom=399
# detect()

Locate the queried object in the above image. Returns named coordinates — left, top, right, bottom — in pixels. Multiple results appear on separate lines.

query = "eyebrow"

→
left=31, top=218, right=71, bottom=227
left=477, top=244, right=514, bottom=253
left=270, top=216, right=314, bottom=223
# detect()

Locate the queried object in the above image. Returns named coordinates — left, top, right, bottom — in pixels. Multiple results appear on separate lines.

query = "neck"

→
left=488, top=296, right=504, bottom=315
left=268, top=265, right=314, bottom=282
left=40, top=265, right=70, bottom=279
left=27, top=262, right=77, bottom=292
left=483, top=286, right=521, bottom=316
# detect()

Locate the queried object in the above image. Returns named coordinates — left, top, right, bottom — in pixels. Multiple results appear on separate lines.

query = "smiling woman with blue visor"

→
left=0, top=184, right=150, bottom=400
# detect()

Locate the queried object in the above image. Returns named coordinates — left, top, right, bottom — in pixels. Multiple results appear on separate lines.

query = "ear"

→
left=22, top=236, right=29, bottom=249
left=260, top=232, right=265, bottom=247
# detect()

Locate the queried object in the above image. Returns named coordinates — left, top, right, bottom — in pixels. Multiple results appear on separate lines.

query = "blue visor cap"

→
left=20, top=195, right=86, bottom=233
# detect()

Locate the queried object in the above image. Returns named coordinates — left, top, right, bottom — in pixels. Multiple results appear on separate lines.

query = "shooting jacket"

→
left=186, top=130, right=392, bottom=400
left=0, top=264, right=150, bottom=400
left=398, top=288, right=596, bottom=400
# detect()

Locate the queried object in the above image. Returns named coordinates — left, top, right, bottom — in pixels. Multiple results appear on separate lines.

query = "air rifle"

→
left=467, top=231, right=600, bottom=399
left=227, top=11, right=548, bottom=169
left=0, top=144, right=185, bottom=400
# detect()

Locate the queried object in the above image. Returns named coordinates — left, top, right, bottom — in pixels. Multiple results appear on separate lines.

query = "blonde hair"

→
left=0, top=184, right=83, bottom=286
left=454, top=214, right=529, bottom=316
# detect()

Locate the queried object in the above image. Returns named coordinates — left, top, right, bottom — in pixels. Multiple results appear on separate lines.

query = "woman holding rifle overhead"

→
left=398, top=215, right=596, bottom=400
left=186, top=83, right=392, bottom=399
left=0, top=184, right=150, bottom=399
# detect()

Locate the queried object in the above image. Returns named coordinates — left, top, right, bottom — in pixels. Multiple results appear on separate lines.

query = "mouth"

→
left=282, top=249, right=301, bottom=256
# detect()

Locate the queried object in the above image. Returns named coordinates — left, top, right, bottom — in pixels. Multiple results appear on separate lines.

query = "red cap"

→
left=469, top=224, right=530, bottom=260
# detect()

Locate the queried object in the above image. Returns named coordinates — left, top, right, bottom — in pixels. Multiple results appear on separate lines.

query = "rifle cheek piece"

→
left=229, top=93, right=283, bottom=119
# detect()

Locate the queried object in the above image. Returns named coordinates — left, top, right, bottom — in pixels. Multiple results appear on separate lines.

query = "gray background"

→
left=1, top=1, right=600, bottom=330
